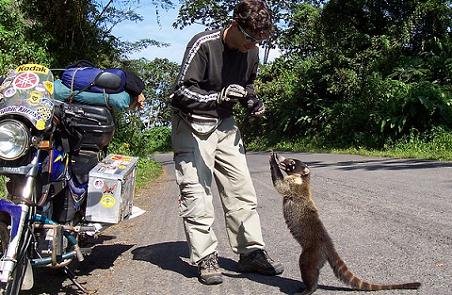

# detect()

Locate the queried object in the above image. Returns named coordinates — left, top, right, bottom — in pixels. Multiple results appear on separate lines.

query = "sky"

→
left=111, top=2, right=281, bottom=64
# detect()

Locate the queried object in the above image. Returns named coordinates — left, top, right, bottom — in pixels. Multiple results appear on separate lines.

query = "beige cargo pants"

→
left=171, top=113, right=265, bottom=263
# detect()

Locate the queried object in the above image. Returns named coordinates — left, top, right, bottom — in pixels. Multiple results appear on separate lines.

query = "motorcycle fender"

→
left=0, top=199, right=22, bottom=239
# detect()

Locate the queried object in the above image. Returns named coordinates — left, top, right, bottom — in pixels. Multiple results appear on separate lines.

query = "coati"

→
left=269, top=152, right=421, bottom=295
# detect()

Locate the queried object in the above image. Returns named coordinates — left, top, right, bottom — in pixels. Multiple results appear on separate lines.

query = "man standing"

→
left=171, top=0, right=283, bottom=285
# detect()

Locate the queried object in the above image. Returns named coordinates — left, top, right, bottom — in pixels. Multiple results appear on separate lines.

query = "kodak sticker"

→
left=100, top=194, right=116, bottom=208
left=43, top=81, right=53, bottom=94
left=13, top=72, right=39, bottom=90
left=16, top=64, right=49, bottom=74
left=28, top=91, right=43, bottom=105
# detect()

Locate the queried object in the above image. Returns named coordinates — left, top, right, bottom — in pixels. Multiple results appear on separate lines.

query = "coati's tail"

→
left=327, top=251, right=421, bottom=290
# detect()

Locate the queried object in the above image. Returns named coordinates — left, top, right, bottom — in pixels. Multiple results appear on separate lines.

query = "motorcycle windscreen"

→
left=0, top=64, right=55, bottom=130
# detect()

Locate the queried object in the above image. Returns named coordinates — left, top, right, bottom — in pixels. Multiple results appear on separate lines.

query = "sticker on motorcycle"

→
left=13, top=72, right=39, bottom=90
left=43, top=81, right=54, bottom=94
left=36, top=119, right=46, bottom=130
left=37, top=106, right=52, bottom=120
left=100, top=194, right=116, bottom=208
left=28, top=91, right=43, bottom=105
left=16, top=64, right=49, bottom=74
left=0, top=105, right=41, bottom=120
left=0, top=79, right=12, bottom=91
left=93, top=179, right=104, bottom=189
left=3, top=87, right=16, bottom=98
left=34, top=84, right=47, bottom=93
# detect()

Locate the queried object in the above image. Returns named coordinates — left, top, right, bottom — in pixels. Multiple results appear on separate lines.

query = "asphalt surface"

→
left=29, top=152, right=451, bottom=295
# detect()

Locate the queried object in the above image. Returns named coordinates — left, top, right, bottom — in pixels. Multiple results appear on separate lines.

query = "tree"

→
left=0, top=0, right=49, bottom=74
left=14, top=0, right=175, bottom=68
left=125, top=58, right=179, bottom=128
left=240, top=0, right=452, bottom=147
left=173, top=0, right=328, bottom=63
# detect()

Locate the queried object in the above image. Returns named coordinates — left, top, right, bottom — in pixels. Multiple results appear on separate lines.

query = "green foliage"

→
left=144, top=127, right=172, bottom=153
left=109, top=113, right=172, bottom=157
left=124, top=58, right=179, bottom=127
left=235, top=0, right=452, bottom=152
left=0, top=0, right=50, bottom=73
left=136, top=157, right=163, bottom=189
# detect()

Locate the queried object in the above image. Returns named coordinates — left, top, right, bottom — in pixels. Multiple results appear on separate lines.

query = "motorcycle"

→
left=0, top=64, right=138, bottom=294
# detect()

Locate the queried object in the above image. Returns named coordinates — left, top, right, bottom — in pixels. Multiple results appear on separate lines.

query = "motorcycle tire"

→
left=0, top=223, right=31, bottom=295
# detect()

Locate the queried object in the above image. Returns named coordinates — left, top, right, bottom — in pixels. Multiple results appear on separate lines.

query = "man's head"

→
left=227, top=0, right=273, bottom=52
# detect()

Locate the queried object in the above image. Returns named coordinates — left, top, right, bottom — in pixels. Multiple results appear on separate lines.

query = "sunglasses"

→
left=237, top=24, right=266, bottom=44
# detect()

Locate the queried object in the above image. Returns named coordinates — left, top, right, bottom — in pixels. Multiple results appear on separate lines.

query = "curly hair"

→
left=233, top=0, right=273, bottom=35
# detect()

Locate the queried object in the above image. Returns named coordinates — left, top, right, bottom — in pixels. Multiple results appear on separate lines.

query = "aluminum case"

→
left=85, top=154, right=138, bottom=224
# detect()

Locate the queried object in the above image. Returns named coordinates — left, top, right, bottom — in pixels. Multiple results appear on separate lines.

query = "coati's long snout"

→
left=271, top=152, right=310, bottom=176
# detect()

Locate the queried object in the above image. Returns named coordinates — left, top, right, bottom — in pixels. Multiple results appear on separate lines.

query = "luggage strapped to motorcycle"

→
left=65, top=68, right=113, bottom=110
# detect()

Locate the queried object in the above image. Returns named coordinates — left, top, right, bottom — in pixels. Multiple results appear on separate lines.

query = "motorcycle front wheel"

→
left=0, top=222, right=31, bottom=295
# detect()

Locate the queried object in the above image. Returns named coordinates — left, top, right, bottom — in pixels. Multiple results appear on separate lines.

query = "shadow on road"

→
left=220, top=256, right=353, bottom=294
left=132, top=241, right=353, bottom=294
left=132, top=241, right=196, bottom=278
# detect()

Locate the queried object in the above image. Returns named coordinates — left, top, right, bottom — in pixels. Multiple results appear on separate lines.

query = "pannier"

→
left=63, top=103, right=115, bottom=152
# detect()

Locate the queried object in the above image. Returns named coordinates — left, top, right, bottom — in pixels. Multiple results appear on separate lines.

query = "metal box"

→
left=85, top=154, right=139, bottom=224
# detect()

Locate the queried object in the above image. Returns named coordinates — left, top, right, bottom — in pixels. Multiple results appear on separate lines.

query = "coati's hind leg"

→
left=297, top=249, right=323, bottom=295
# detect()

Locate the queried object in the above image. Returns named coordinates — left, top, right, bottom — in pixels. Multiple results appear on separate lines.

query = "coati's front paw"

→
left=269, top=151, right=278, bottom=167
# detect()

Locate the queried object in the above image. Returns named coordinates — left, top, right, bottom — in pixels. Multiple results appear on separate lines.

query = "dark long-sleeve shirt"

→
left=171, top=28, right=259, bottom=119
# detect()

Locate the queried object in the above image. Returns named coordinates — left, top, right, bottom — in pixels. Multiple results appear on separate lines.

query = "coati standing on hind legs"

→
left=269, top=152, right=421, bottom=295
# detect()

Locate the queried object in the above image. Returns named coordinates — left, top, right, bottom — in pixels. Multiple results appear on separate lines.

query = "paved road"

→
left=30, top=152, right=451, bottom=295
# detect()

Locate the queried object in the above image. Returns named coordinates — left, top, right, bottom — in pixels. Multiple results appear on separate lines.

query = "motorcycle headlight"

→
left=0, top=120, right=30, bottom=160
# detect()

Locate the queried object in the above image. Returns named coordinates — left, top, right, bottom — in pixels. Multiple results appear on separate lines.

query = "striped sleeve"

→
left=173, top=31, right=221, bottom=112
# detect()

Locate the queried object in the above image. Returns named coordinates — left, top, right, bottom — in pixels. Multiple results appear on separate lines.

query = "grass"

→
left=135, top=157, right=163, bottom=189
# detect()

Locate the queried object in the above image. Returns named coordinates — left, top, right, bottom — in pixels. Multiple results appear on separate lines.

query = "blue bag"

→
left=61, top=67, right=127, bottom=94
left=53, top=79, right=131, bottom=111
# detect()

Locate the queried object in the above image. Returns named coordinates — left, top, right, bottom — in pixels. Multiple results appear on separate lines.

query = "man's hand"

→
left=217, top=84, right=247, bottom=104
left=129, top=93, right=145, bottom=110
left=246, top=97, right=265, bottom=117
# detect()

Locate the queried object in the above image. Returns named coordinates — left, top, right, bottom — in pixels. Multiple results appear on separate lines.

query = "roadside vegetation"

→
left=0, top=0, right=451, bottom=193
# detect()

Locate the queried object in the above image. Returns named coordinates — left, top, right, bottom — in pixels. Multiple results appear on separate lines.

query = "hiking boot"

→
left=237, top=249, right=284, bottom=275
left=197, top=252, right=223, bottom=285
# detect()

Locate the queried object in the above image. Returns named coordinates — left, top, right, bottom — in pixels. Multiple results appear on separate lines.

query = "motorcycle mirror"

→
left=94, top=72, right=122, bottom=90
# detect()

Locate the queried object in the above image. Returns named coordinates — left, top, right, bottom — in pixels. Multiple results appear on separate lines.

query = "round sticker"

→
left=13, top=72, right=39, bottom=90
left=100, top=194, right=116, bottom=208
left=36, top=120, right=46, bottom=130
left=93, top=179, right=104, bottom=189
left=3, top=87, right=16, bottom=98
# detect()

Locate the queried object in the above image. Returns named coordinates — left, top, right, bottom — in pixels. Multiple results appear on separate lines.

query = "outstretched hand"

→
left=129, top=93, right=145, bottom=110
